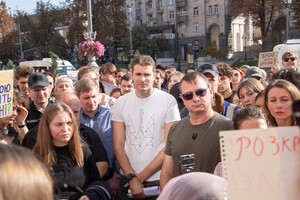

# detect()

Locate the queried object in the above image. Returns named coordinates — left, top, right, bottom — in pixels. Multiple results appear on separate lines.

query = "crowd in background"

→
left=0, top=51, right=299, bottom=200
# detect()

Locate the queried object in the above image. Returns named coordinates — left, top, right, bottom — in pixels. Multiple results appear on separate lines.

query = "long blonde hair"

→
left=33, top=102, right=84, bottom=169
left=0, top=144, right=53, bottom=200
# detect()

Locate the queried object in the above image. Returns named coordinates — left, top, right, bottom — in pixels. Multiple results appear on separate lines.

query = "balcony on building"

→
left=177, top=11, right=188, bottom=23
left=149, top=33, right=175, bottom=39
left=176, top=0, right=188, bottom=8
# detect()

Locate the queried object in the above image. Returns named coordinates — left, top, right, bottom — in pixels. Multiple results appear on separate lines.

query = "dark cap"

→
left=196, top=63, right=219, bottom=77
left=245, top=66, right=262, bottom=79
left=28, top=72, right=49, bottom=89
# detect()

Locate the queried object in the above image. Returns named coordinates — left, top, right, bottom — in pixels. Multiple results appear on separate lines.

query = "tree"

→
left=0, top=2, right=17, bottom=62
left=29, top=1, right=59, bottom=47
left=229, top=0, right=285, bottom=51
left=0, top=2, right=15, bottom=38
left=93, top=0, right=127, bottom=47
left=202, top=42, right=227, bottom=59
left=7, top=59, right=15, bottom=70
left=123, top=25, right=170, bottom=56
left=291, top=0, right=300, bottom=29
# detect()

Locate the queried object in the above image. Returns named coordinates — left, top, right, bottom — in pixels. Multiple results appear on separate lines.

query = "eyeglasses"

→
left=182, top=89, right=207, bottom=100
left=284, top=57, right=296, bottom=62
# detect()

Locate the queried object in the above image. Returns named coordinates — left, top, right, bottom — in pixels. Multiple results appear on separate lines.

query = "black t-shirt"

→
left=224, top=92, right=235, bottom=104
left=52, top=146, right=105, bottom=200
left=25, top=102, right=45, bottom=130
left=22, top=123, right=108, bottom=163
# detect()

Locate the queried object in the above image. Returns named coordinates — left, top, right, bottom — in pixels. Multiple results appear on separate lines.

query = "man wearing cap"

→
left=160, top=72, right=233, bottom=190
left=245, top=66, right=263, bottom=81
left=240, top=65, right=250, bottom=74
left=25, top=72, right=50, bottom=130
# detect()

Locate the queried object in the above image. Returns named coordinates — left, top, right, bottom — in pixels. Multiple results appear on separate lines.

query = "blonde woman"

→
left=0, top=143, right=53, bottom=200
left=237, top=78, right=264, bottom=107
left=33, top=102, right=110, bottom=200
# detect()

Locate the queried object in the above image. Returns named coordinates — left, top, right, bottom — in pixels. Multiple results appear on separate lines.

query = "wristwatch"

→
left=126, top=173, right=136, bottom=181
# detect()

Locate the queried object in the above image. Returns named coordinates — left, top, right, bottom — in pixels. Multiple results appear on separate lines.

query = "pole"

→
left=286, top=4, right=289, bottom=40
left=86, top=0, right=93, bottom=40
left=128, top=3, right=133, bottom=56
left=17, top=10, right=24, bottom=59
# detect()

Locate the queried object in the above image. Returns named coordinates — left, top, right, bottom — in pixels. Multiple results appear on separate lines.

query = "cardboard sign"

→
left=0, top=70, right=14, bottom=117
left=258, top=51, right=278, bottom=68
left=220, top=127, right=300, bottom=200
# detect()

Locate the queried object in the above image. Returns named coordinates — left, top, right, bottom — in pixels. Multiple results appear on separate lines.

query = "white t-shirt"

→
left=112, top=89, right=180, bottom=181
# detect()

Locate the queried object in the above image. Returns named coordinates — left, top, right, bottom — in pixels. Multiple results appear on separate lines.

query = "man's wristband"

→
left=18, top=124, right=26, bottom=128
left=126, top=173, right=136, bottom=181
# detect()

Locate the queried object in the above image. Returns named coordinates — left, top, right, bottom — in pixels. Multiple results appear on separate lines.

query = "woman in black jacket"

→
left=33, top=102, right=110, bottom=200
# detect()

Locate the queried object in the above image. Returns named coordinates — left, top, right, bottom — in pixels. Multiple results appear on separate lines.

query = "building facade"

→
left=125, top=0, right=237, bottom=62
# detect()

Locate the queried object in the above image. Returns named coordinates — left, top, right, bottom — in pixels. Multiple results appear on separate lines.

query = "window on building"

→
left=169, top=0, right=173, bottom=5
left=169, top=11, right=175, bottom=20
left=148, top=15, right=153, bottom=23
left=59, top=30, right=64, bottom=37
left=208, top=5, right=213, bottom=14
left=193, top=7, right=199, bottom=16
left=193, top=23, right=199, bottom=32
left=160, top=14, right=164, bottom=22
left=181, top=25, right=187, bottom=35
left=159, top=0, right=164, bottom=9
left=214, top=5, right=218, bottom=14
left=137, top=3, right=142, bottom=14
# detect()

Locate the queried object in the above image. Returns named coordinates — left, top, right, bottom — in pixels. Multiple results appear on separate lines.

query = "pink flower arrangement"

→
left=77, top=41, right=105, bottom=60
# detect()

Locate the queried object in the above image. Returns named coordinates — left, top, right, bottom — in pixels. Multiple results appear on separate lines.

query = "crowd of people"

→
left=0, top=51, right=299, bottom=200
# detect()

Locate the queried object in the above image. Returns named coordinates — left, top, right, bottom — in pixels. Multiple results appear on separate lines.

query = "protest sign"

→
left=0, top=70, right=14, bottom=117
left=258, top=51, right=278, bottom=68
left=220, top=127, right=300, bottom=200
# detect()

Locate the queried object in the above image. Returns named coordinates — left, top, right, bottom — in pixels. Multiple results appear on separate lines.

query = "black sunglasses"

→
left=182, top=89, right=207, bottom=100
left=284, top=57, right=296, bottom=62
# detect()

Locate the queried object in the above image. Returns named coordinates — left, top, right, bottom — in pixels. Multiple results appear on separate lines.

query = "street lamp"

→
left=82, top=0, right=98, bottom=67
left=243, top=34, right=247, bottom=62
left=286, top=0, right=292, bottom=41
left=83, top=0, right=96, bottom=41
left=127, top=3, right=134, bottom=56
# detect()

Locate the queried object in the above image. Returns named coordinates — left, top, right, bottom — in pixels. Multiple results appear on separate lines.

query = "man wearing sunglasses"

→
left=160, top=72, right=233, bottom=190
left=282, top=51, right=299, bottom=70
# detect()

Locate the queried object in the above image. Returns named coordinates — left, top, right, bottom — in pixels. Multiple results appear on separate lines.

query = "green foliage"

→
left=49, top=51, right=59, bottom=74
left=29, top=1, right=59, bottom=47
left=49, top=32, right=68, bottom=48
left=232, top=60, right=258, bottom=68
left=7, top=59, right=15, bottom=70
left=202, top=42, right=227, bottom=59
left=124, top=25, right=170, bottom=56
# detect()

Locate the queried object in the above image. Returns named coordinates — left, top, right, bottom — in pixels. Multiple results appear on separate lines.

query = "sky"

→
left=5, top=0, right=62, bottom=15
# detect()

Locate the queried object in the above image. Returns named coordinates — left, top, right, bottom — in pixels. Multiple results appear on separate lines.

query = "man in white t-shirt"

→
left=112, top=55, right=180, bottom=199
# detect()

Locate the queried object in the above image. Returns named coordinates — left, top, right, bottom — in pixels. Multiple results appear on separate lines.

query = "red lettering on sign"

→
left=270, top=136, right=279, bottom=155
left=282, top=137, right=292, bottom=152
left=293, top=136, right=300, bottom=151
left=236, top=137, right=251, bottom=161
left=253, top=137, right=264, bottom=157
